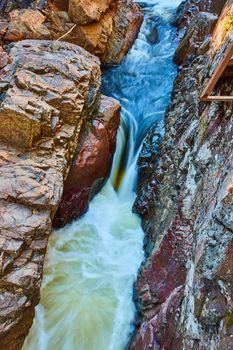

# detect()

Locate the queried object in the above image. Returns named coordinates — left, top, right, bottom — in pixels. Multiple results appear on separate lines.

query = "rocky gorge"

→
left=0, top=0, right=233, bottom=349
left=131, top=0, right=233, bottom=349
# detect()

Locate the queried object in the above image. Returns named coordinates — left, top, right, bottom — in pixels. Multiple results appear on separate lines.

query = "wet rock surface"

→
left=0, top=0, right=143, bottom=64
left=54, top=95, right=121, bottom=228
left=131, top=0, right=233, bottom=349
left=0, top=39, right=103, bottom=349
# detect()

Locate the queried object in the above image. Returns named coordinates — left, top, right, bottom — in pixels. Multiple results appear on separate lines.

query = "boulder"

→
left=54, top=95, right=121, bottom=227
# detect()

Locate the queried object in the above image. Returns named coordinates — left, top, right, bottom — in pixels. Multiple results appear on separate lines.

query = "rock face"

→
left=0, top=0, right=144, bottom=64
left=54, top=95, right=121, bottom=228
left=0, top=39, right=117, bottom=349
left=131, top=1, right=233, bottom=349
left=176, top=0, right=227, bottom=32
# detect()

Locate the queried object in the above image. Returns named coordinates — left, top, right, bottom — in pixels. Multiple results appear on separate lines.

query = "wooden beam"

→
left=202, top=95, right=233, bottom=101
left=201, top=43, right=233, bottom=101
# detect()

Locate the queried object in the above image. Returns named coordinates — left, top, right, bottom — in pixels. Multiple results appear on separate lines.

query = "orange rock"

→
left=68, top=0, right=112, bottom=25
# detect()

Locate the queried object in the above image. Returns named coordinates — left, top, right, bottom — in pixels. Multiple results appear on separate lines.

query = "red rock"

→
left=54, top=96, right=120, bottom=227
left=130, top=286, right=184, bottom=350
left=1, top=0, right=143, bottom=64
left=8, top=9, right=46, bottom=27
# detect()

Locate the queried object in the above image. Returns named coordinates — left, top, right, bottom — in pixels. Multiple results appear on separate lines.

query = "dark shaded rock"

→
left=175, top=0, right=227, bottom=31
left=174, top=12, right=218, bottom=65
left=146, top=26, right=159, bottom=44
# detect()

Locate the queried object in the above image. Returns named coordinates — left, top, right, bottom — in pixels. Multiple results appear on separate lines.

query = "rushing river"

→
left=23, top=1, right=181, bottom=349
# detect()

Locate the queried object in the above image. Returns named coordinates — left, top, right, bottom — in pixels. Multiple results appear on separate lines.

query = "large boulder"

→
left=0, top=39, right=107, bottom=349
left=54, top=95, right=121, bottom=227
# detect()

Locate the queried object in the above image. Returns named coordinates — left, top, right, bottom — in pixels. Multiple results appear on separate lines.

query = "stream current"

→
left=24, top=1, right=181, bottom=349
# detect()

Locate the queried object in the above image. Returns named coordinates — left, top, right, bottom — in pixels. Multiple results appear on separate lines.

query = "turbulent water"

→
left=23, top=1, right=181, bottom=349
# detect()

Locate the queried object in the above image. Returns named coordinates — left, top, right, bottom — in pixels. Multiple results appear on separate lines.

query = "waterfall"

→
left=23, top=1, right=181, bottom=349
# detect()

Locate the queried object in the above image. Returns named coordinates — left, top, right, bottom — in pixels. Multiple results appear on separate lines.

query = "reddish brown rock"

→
left=54, top=95, right=121, bottom=227
left=4, top=9, right=49, bottom=42
left=111, top=2, right=144, bottom=64
left=130, top=286, right=184, bottom=350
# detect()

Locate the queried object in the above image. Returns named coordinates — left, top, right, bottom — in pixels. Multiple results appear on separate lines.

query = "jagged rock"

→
left=0, top=39, right=103, bottom=349
left=54, top=95, right=121, bottom=227
left=174, top=12, right=218, bottom=65
left=1, top=0, right=144, bottom=64
left=176, top=0, right=227, bottom=31
left=68, top=0, right=112, bottom=25
left=131, top=1, right=233, bottom=349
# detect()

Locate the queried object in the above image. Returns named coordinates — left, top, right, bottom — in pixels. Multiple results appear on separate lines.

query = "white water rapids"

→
left=23, top=1, right=181, bottom=349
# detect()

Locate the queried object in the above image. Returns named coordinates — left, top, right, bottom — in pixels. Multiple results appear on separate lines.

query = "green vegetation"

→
left=225, top=311, right=233, bottom=328
left=224, top=15, right=233, bottom=34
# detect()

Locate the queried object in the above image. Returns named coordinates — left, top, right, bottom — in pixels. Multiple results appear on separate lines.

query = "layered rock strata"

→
left=0, top=0, right=144, bottom=64
left=0, top=39, right=118, bottom=349
left=131, top=1, right=233, bottom=349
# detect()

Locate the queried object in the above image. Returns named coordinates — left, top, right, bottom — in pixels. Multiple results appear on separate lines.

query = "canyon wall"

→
left=131, top=0, right=233, bottom=349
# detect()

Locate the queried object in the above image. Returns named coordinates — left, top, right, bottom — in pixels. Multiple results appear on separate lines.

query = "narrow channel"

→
left=23, top=1, right=181, bottom=349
